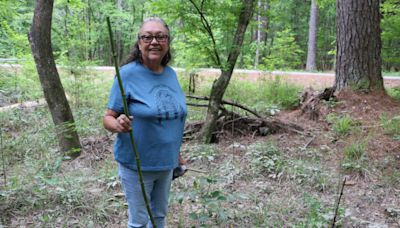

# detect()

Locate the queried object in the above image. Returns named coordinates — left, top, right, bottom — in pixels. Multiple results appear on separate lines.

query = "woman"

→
left=103, top=17, right=187, bottom=228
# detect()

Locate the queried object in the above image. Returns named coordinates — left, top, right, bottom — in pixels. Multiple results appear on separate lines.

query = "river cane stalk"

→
left=332, top=177, right=346, bottom=227
left=1, top=129, right=6, bottom=187
left=106, top=17, right=156, bottom=227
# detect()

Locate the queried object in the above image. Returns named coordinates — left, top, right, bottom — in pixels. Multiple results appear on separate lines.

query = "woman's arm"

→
left=103, top=109, right=132, bottom=133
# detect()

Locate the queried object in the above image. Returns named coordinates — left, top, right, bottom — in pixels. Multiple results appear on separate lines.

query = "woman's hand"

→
left=178, top=154, right=186, bottom=166
left=103, top=109, right=133, bottom=133
left=115, top=114, right=132, bottom=132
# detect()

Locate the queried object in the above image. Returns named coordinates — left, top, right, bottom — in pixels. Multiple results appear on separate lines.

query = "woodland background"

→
left=1, top=0, right=400, bottom=227
left=0, top=0, right=399, bottom=71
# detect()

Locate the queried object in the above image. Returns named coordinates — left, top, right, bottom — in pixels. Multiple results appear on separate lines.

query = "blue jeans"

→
left=118, top=164, right=173, bottom=228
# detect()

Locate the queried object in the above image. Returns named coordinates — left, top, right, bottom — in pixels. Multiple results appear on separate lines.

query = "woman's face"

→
left=138, top=21, right=169, bottom=67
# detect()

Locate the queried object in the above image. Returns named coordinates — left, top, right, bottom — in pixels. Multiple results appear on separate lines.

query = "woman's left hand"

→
left=178, top=155, right=186, bottom=166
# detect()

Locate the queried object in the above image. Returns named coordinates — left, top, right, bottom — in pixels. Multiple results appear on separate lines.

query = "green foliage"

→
left=257, top=76, right=302, bottom=110
left=341, top=141, right=369, bottom=175
left=0, top=71, right=120, bottom=225
left=380, top=113, right=400, bottom=139
left=379, top=155, right=400, bottom=186
left=0, top=71, right=19, bottom=105
left=147, top=0, right=244, bottom=69
left=224, top=76, right=259, bottom=107
left=316, top=0, right=336, bottom=70
left=326, top=114, right=353, bottom=136
left=1, top=162, right=122, bottom=226
left=267, top=0, right=309, bottom=65
left=187, top=178, right=231, bottom=225
left=182, top=143, right=219, bottom=163
left=295, top=194, right=339, bottom=227
left=0, top=0, right=396, bottom=72
left=261, top=29, right=303, bottom=70
left=285, top=158, right=331, bottom=192
left=343, top=141, right=366, bottom=161
left=179, top=72, right=301, bottom=118
left=0, top=0, right=32, bottom=58
left=381, top=0, right=400, bottom=71
left=0, top=108, right=56, bottom=167
left=247, top=140, right=285, bottom=175
left=387, top=87, right=400, bottom=101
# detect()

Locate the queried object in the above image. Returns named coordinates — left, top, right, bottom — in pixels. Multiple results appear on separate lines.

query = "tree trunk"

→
left=28, top=0, right=81, bottom=158
left=116, top=0, right=124, bottom=63
left=335, top=0, right=384, bottom=92
left=306, top=0, right=318, bottom=71
left=87, top=0, right=93, bottom=61
left=200, top=0, right=256, bottom=143
left=254, top=0, right=262, bottom=68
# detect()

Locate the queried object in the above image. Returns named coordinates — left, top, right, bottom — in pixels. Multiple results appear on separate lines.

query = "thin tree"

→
left=335, top=0, right=384, bottom=92
left=28, top=0, right=81, bottom=158
left=254, top=0, right=262, bottom=68
left=188, top=0, right=256, bottom=143
left=306, top=0, right=318, bottom=71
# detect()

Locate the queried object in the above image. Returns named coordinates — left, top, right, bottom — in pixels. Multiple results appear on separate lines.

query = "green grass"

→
left=380, top=113, right=400, bottom=140
left=382, top=72, right=400, bottom=77
left=177, top=72, right=302, bottom=120
left=326, top=114, right=354, bottom=136
left=341, top=140, right=370, bottom=176
left=247, top=140, right=285, bottom=175
left=387, top=87, right=400, bottom=101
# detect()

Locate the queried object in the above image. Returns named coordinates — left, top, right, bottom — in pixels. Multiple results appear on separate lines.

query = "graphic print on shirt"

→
left=150, top=85, right=185, bottom=123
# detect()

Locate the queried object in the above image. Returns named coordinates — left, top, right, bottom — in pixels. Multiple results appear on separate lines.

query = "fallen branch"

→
left=186, top=102, right=208, bottom=108
left=303, top=135, right=316, bottom=149
left=186, top=94, right=262, bottom=118
left=0, top=98, right=46, bottom=112
left=183, top=109, right=304, bottom=142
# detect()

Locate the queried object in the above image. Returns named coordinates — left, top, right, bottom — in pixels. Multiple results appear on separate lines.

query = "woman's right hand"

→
left=103, top=109, right=133, bottom=133
left=115, top=114, right=132, bottom=132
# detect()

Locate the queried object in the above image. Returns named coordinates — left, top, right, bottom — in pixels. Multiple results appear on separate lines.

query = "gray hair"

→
left=121, top=17, right=172, bottom=66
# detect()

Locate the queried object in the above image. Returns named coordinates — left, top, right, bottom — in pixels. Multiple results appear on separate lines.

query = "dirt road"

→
left=1, top=64, right=399, bottom=89
left=188, top=68, right=400, bottom=89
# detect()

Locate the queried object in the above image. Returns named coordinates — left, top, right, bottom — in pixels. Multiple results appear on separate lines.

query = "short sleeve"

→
left=107, top=77, right=125, bottom=114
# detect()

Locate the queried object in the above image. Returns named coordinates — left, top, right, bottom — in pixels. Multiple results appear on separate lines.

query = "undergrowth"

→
left=178, top=73, right=302, bottom=121
left=1, top=67, right=399, bottom=227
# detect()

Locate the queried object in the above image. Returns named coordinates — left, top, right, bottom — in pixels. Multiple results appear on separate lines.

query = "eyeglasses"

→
left=139, top=35, right=169, bottom=43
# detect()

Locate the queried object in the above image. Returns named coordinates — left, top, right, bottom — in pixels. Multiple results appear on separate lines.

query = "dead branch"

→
left=186, top=103, right=208, bottom=108
left=303, top=135, right=316, bottom=149
left=186, top=94, right=262, bottom=118
left=183, top=108, right=304, bottom=142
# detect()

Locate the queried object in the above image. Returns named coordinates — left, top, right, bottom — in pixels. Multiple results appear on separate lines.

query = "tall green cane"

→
left=106, top=17, right=156, bottom=227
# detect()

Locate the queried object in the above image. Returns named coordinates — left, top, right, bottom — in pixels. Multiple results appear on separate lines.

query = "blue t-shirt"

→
left=107, top=61, right=187, bottom=171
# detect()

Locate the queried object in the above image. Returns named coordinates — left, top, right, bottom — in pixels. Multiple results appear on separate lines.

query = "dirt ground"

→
left=2, top=68, right=400, bottom=227
left=173, top=80, right=400, bottom=226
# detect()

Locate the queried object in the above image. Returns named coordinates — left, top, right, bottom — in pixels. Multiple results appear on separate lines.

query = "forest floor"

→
left=1, top=70, right=400, bottom=227
left=63, top=90, right=400, bottom=227
left=74, top=89, right=400, bottom=227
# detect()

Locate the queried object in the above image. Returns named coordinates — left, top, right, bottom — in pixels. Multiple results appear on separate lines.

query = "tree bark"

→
left=116, top=0, right=124, bottom=63
left=306, top=0, right=318, bottom=71
left=28, top=0, right=81, bottom=158
left=199, top=0, right=256, bottom=143
left=254, top=0, right=269, bottom=68
left=254, top=0, right=262, bottom=68
left=335, top=0, right=384, bottom=92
